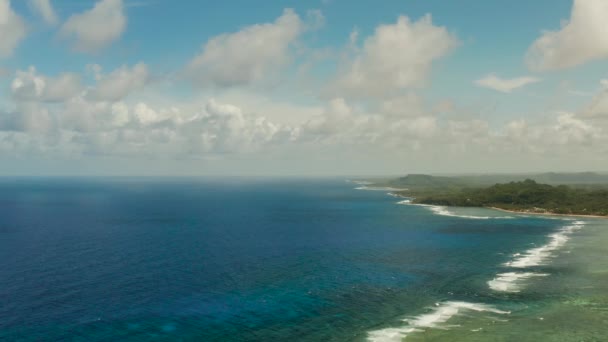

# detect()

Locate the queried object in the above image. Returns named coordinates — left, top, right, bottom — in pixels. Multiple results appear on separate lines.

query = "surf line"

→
left=351, top=182, right=513, bottom=220
left=395, top=198, right=514, bottom=220
left=354, top=183, right=516, bottom=340
left=488, top=220, right=585, bottom=293
left=367, top=301, right=510, bottom=342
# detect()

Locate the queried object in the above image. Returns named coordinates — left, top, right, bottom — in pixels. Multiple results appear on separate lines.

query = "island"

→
left=370, top=173, right=608, bottom=217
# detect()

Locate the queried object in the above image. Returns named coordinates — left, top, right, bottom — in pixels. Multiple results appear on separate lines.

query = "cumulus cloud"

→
left=300, top=97, right=440, bottom=149
left=302, top=98, right=354, bottom=139
left=87, top=63, right=149, bottom=101
left=526, top=0, right=608, bottom=71
left=330, top=14, right=458, bottom=98
left=0, top=103, right=54, bottom=134
left=553, top=112, right=600, bottom=144
left=191, top=99, right=287, bottom=153
left=380, top=94, right=426, bottom=117
left=28, top=0, right=58, bottom=25
left=11, top=67, right=82, bottom=102
left=582, top=89, right=608, bottom=118
left=186, top=9, right=303, bottom=87
left=10, top=63, right=150, bottom=104
left=60, top=0, right=126, bottom=53
left=475, top=74, right=541, bottom=93
left=0, top=0, right=27, bottom=58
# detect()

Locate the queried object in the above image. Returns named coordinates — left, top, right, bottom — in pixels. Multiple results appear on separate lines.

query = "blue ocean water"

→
left=0, top=178, right=566, bottom=341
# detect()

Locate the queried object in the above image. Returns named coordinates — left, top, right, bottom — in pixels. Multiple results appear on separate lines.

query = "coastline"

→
left=365, top=184, right=608, bottom=340
left=369, top=185, right=608, bottom=340
left=386, top=192, right=608, bottom=220
left=487, top=206, right=608, bottom=220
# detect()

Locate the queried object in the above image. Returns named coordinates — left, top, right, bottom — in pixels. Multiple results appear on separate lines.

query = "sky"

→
left=1, top=0, right=608, bottom=176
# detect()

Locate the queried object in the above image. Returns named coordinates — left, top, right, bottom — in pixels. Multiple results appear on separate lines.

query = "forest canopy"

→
left=395, top=179, right=608, bottom=216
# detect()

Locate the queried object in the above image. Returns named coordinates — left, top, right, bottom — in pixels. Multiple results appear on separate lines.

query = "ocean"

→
left=0, top=178, right=607, bottom=341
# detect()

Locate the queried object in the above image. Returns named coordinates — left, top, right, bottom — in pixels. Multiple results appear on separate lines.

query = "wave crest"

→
left=504, top=221, right=584, bottom=268
left=398, top=201, right=514, bottom=220
left=488, top=272, right=548, bottom=292
left=367, top=301, right=509, bottom=341
left=488, top=221, right=585, bottom=293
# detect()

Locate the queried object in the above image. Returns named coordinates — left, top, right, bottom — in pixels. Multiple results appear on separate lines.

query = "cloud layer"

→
left=2, top=62, right=605, bottom=173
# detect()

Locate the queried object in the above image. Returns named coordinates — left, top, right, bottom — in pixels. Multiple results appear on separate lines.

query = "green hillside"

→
left=380, top=172, right=608, bottom=189
left=412, top=179, right=608, bottom=216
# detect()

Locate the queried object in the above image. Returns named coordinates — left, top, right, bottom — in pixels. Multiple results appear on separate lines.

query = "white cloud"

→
left=11, top=66, right=82, bottom=102
left=87, top=63, right=149, bottom=101
left=402, top=116, right=438, bottom=138
left=526, top=0, right=608, bottom=71
left=306, top=9, right=325, bottom=30
left=0, top=103, right=53, bottom=134
left=505, top=119, right=529, bottom=143
left=58, top=96, right=113, bottom=132
left=60, top=0, right=126, bottom=53
left=0, top=0, right=27, bottom=58
left=209, top=91, right=323, bottom=126
left=582, top=89, right=608, bottom=118
left=330, top=14, right=458, bottom=99
left=300, top=97, right=440, bottom=148
left=303, top=98, right=354, bottom=138
left=192, top=99, right=286, bottom=153
left=474, top=74, right=541, bottom=93
left=28, top=0, right=58, bottom=25
left=380, top=94, right=426, bottom=117
left=186, top=9, right=303, bottom=87
left=553, top=112, right=599, bottom=144
left=110, top=102, right=130, bottom=126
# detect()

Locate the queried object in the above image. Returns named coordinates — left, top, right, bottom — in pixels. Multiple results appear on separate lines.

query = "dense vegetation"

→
left=357, top=173, right=608, bottom=216
left=405, top=179, right=608, bottom=216
left=384, top=172, right=608, bottom=189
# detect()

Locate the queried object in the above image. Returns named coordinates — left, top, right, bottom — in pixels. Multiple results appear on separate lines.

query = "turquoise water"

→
left=0, top=178, right=605, bottom=341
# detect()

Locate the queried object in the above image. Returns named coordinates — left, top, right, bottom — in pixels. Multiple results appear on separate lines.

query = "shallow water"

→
left=0, top=178, right=604, bottom=341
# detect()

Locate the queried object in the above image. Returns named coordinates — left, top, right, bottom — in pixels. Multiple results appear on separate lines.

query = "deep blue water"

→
left=0, top=178, right=562, bottom=341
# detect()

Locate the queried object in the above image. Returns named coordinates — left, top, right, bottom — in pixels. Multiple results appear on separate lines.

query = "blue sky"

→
left=1, top=0, right=608, bottom=175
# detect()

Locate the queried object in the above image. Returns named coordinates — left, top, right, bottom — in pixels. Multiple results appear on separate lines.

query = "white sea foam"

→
left=398, top=202, right=514, bottom=220
left=487, top=221, right=586, bottom=293
left=350, top=180, right=374, bottom=185
left=356, top=186, right=409, bottom=191
left=488, top=272, right=548, bottom=292
left=367, top=301, right=510, bottom=342
left=503, top=221, right=584, bottom=268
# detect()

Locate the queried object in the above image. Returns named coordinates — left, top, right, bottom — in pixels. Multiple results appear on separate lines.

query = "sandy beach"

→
left=487, top=206, right=608, bottom=219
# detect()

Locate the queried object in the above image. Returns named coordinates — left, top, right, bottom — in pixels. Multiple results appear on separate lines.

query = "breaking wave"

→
left=367, top=301, right=510, bottom=341
left=488, top=221, right=585, bottom=293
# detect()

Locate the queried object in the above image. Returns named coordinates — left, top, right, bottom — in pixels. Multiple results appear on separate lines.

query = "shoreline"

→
left=377, top=186, right=608, bottom=340
left=388, top=191, right=608, bottom=220
left=486, top=206, right=608, bottom=220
